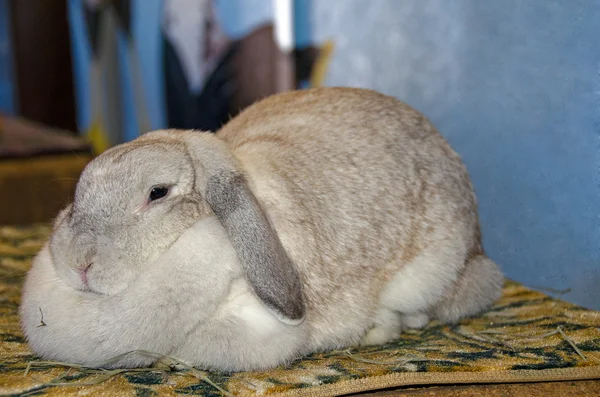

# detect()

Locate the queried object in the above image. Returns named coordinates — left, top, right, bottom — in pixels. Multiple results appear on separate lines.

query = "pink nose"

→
left=79, top=263, right=93, bottom=286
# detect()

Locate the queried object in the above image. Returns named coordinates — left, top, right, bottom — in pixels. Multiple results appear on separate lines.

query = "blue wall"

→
left=68, top=0, right=165, bottom=136
left=312, top=0, right=600, bottom=309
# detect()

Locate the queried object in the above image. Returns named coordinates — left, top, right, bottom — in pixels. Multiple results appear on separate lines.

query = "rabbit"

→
left=20, top=87, right=504, bottom=372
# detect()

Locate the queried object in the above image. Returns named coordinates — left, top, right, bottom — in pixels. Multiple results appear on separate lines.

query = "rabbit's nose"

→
left=71, top=245, right=96, bottom=269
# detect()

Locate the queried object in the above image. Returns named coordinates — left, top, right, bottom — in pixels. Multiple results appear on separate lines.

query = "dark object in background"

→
left=293, top=46, right=320, bottom=88
left=9, top=0, right=77, bottom=132
left=164, top=23, right=321, bottom=132
left=230, top=25, right=286, bottom=117
left=163, top=37, right=238, bottom=132
left=164, top=24, right=289, bottom=132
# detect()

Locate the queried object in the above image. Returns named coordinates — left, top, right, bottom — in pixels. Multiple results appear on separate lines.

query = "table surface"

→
left=0, top=114, right=90, bottom=159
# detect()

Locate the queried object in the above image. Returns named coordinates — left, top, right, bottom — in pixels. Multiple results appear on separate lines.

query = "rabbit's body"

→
left=220, top=88, right=500, bottom=346
left=20, top=88, right=503, bottom=371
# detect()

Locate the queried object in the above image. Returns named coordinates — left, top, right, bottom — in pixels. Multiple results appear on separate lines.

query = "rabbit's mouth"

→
left=70, top=264, right=104, bottom=295
left=78, top=262, right=92, bottom=288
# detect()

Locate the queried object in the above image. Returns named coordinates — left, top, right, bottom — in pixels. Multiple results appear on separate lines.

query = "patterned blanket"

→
left=1, top=225, right=599, bottom=396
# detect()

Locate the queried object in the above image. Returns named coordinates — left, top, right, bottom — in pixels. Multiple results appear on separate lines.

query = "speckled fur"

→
left=218, top=88, right=502, bottom=347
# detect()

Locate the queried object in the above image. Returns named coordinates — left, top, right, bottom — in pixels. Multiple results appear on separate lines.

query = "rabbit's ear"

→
left=184, top=132, right=306, bottom=325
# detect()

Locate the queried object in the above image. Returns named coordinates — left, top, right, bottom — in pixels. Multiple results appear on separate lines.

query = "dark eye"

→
left=149, top=186, right=169, bottom=202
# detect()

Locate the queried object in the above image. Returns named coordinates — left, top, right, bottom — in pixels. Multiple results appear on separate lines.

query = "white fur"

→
left=379, top=249, right=462, bottom=315
left=20, top=218, right=307, bottom=371
left=361, top=307, right=402, bottom=345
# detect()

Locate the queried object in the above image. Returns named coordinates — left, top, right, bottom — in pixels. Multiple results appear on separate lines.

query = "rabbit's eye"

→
left=149, top=186, right=169, bottom=202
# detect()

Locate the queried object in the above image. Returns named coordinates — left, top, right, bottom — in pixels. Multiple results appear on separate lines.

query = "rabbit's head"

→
left=49, top=130, right=306, bottom=324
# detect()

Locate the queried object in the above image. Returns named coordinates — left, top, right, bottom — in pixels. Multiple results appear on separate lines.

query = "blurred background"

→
left=0, top=0, right=598, bottom=310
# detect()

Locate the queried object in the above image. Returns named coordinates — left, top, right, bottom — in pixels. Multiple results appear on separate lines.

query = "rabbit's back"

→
left=217, top=88, right=482, bottom=347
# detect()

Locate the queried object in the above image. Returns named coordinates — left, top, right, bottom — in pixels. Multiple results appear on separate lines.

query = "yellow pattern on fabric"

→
left=1, top=225, right=599, bottom=396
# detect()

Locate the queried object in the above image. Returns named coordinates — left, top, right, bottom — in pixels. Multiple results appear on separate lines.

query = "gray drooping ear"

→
left=183, top=132, right=306, bottom=325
